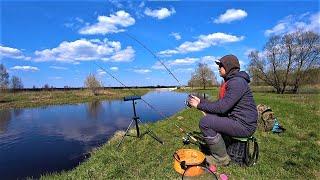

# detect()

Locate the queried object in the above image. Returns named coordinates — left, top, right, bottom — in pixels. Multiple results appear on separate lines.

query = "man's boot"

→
left=204, top=133, right=231, bottom=166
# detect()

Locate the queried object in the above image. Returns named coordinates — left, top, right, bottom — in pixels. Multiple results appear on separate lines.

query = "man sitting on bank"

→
left=187, top=54, right=258, bottom=166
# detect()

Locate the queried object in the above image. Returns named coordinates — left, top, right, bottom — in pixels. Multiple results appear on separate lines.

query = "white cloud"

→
left=109, top=46, right=135, bottom=62
left=152, top=56, right=224, bottom=72
left=109, top=0, right=124, bottom=8
left=170, top=57, right=199, bottom=66
left=97, top=69, right=107, bottom=76
left=158, top=32, right=244, bottom=56
left=152, top=62, right=166, bottom=70
left=200, top=56, right=220, bottom=64
left=244, top=48, right=257, bottom=57
left=108, top=1, right=146, bottom=19
left=110, top=67, right=119, bottom=71
left=75, top=17, right=84, bottom=23
left=64, top=17, right=85, bottom=29
left=244, top=48, right=268, bottom=60
left=157, top=49, right=179, bottom=57
left=214, top=9, right=248, bottom=24
left=11, top=66, right=39, bottom=72
left=265, top=12, right=320, bottom=36
left=152, top=57, right=200, bottom=70
left=239, top=60, right=245, bottom=66
left=198, top=56, right=222, bottom=71
left=174, top=68, right=194, bottom=73
left=139, top=1, right=145, bottom=8
left=133, top=69, right=151, bottom=74
left=0, top=45, right=30, bottom=60
left=265, top=23, right=287, bottom=36
left=34, top=39, right=135, bottom=63
left=79, top=10, right=135, bottom=35
left=144, top=7, right=176, bottom=20
left=170, top=32, right=181, bottom=40
left=49, top=66, right=68, bottom=70
left=49, top=76, right=62, bottom=80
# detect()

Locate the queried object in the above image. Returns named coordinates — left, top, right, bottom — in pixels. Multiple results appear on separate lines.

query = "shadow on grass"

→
left=0, top=100, right=13, bottom=103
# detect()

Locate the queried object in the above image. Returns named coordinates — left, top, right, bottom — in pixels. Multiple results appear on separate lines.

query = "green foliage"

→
left=42, top=88, right=320, bottom=179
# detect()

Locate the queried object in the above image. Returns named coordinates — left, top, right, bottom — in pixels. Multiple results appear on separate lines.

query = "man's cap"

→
left=216, top=54, right=240, bottom=73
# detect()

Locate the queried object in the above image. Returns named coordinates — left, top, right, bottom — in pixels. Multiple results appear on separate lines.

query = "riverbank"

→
left=43, top=88, right=320, bottom=179
left=0, top=89, right=150, bottom=110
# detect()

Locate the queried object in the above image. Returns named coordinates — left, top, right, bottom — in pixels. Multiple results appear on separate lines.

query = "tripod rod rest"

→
left=124, top=95, right=141, bottom=101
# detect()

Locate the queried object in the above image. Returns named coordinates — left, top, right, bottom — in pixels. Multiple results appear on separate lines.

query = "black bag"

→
left=223, top=136, right=259, bottom=167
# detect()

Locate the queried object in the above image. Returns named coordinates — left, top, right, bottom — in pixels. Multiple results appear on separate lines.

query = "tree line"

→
left=187, top=30, right=319, bottom=94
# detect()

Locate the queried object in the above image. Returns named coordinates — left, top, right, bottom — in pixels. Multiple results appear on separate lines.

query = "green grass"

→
left=0, top=89, right=150, bottom=110
left=43, top=87, right=319, bottom=179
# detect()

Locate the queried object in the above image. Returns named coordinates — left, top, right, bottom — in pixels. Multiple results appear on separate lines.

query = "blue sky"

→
left=1, top=0, right=319, bottom=88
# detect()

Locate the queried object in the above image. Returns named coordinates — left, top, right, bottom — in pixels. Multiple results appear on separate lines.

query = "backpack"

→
left=257, top=104, right=276, bottom=132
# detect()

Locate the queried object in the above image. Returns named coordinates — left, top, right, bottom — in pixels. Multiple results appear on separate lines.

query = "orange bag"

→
left=173, top=149, right=206, bottom=177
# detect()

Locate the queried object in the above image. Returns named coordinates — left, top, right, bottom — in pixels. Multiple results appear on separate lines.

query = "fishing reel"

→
left=184, top=100, right=192, bottom=108
left=184, top=94, right=194, bottom=108
left=182, top=135, right=191, bottom=145
left=182, top=132, right=206, bottom=146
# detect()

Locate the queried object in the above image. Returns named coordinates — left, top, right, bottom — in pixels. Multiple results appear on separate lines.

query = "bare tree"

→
left=43, top=84, right=50, bottom=90
left=0, top=64, right=9, bottom=91
left=10, top=76, right=23, bottom=90
left=189, top=63, right=217, bottom=89
left=187, top=72, right=197, bottom=89
left=290, top=31, right=320, bottom=93
left=84, top=73, right=101, bottom=95
left=248, top=30, right=320, bottom=94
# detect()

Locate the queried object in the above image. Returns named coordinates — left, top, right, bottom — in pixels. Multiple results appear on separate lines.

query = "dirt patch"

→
left=108, top=131, right=126, bottom=144
left=297, top=133, right=308, bottom=140
left=177, top=116, right=184, bottom=120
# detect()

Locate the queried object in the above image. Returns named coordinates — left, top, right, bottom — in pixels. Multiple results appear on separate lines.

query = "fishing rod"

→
left=95, top=62, right=199, bottom=145
left=94, top=62, right=174, bottom=123
left=94, top=62, right=182, bottom=141
left=124, top=32, right=183, bottom=87
left=93, top=33, right=201, bottom=145
left=122, top=32, right=203, bottom=140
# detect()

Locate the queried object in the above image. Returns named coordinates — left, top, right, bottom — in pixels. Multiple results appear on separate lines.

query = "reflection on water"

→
left=0, top=110, right=11, bottom=134
left=13, top=108, right=24, bottom=117
left=0, top=91, right=190, bottom=179
left=86, top=100, right=104, bottom=120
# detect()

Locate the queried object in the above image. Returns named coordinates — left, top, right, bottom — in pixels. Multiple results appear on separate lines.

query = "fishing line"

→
left=94, top=33, right=200, bottom=144
left=94, top=62, right=186, bottom=141
left=124, top=32, right=183, bottom=87
left=95, top=62, right=172, bottom=120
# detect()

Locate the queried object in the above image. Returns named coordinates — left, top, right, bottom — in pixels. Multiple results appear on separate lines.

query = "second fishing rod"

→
left=94, top=32, right=200, bottom=146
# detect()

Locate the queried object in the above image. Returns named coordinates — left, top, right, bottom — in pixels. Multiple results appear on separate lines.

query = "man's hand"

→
left=188, top=95, right=200, bottom=108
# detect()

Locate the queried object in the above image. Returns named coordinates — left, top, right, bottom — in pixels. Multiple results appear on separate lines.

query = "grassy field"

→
left=0, top=89, right=150, bottom=110
left=42, top=87, right=320, bottom=179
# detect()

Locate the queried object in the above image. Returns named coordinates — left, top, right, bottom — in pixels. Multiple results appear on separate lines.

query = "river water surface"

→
left=0, top=91, right=189, bottom=179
